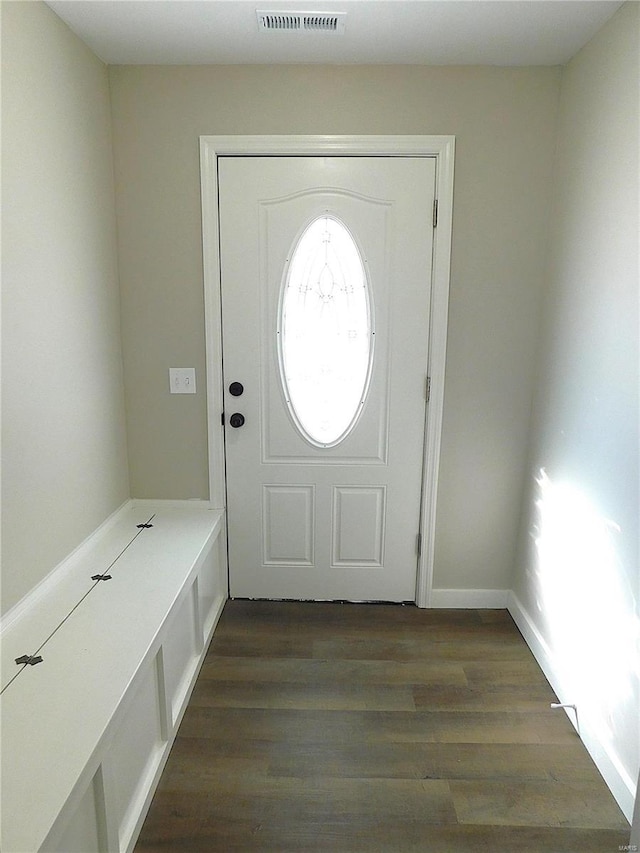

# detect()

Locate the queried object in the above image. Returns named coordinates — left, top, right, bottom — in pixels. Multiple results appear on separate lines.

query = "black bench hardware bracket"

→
left=15, top=655, right=43, bottom=666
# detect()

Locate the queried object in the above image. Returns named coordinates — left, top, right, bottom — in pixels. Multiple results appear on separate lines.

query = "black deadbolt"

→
left=229, top=412, right=245, bottom=428
left=229, top=382, right=244, bottom=397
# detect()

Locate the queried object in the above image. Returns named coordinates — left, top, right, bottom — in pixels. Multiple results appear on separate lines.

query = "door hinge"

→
left=416, top=532, right=422, bottom=556
left=221, top=411, right=225, bottom=426
left=433, top=199, right=438, bottom=228
left=426, top=376, right=431, bottom=403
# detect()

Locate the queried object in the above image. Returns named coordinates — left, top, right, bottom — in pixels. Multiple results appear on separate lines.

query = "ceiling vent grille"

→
left=257, top=11, right=346, bottom=34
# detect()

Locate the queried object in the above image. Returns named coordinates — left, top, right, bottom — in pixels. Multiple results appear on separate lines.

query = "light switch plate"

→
left=169, top=367, right=196, bottom=394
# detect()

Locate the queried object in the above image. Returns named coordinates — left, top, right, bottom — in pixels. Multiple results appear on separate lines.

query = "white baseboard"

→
left=507, top=591, right=636, bottom=823
left=430, top=588, right=509, bottom=608
left=1, top=498, right=133, bottom=635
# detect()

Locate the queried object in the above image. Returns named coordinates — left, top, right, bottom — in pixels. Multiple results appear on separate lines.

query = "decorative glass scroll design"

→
left=278, top=215, right=374, bottom=447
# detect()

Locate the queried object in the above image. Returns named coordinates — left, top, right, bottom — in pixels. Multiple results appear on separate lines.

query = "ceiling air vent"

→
left=257, top=11, right=346, bottom=34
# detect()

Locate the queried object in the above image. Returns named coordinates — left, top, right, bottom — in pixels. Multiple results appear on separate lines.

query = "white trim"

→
left=417, top=136, right=455, bottom=607
left=130, top=498, right=216, bottom=511
left=0, top=498, right=133, bottom=634
left=430, top=588, right=509, bottom=609
left=631, top=767, right=640, bottom=847
left=201, top=139, right=228, bottom=511
left=508, top=591, right=636, bottom=823
left=199, top=134, right=455, bottom=609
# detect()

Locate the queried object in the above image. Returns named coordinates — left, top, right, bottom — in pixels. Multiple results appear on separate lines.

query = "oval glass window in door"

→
left=279, top=215, right=373, bottom=447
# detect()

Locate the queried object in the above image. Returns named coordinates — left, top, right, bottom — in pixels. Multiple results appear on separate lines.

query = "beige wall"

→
left=109, top=63, right=561, bottom=592
left=1, top=2, right=130, bottom=614
left=514, top=1, right=639, bottom=813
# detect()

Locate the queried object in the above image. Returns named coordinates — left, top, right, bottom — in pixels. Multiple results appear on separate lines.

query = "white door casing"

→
left=200, top=136, right=455, bottom=607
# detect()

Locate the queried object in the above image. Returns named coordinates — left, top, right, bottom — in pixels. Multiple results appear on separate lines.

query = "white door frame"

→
left=200, top=135, right=455, bottom=608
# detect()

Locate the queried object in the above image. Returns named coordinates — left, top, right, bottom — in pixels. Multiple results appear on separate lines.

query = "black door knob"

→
left=229, top=382, right=244, bottom=397
left=229, top=412, right=245, bottom=428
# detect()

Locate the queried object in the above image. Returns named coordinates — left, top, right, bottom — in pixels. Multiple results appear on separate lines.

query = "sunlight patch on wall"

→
left=531, top=469, right=639, bottom=777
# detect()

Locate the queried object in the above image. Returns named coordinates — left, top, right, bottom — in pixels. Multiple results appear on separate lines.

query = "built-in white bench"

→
left=1, top=502, right=227, bottom=853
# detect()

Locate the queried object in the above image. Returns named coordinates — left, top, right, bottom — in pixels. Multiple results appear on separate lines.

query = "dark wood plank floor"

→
left=135, top=600, right=629, bottom=852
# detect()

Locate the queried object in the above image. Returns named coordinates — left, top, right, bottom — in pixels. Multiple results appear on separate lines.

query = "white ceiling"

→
left=46, top=0, right=625, bottom=67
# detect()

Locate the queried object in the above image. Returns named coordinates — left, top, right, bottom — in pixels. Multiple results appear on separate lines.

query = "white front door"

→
left=218, top=156, right=436, bottom=601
